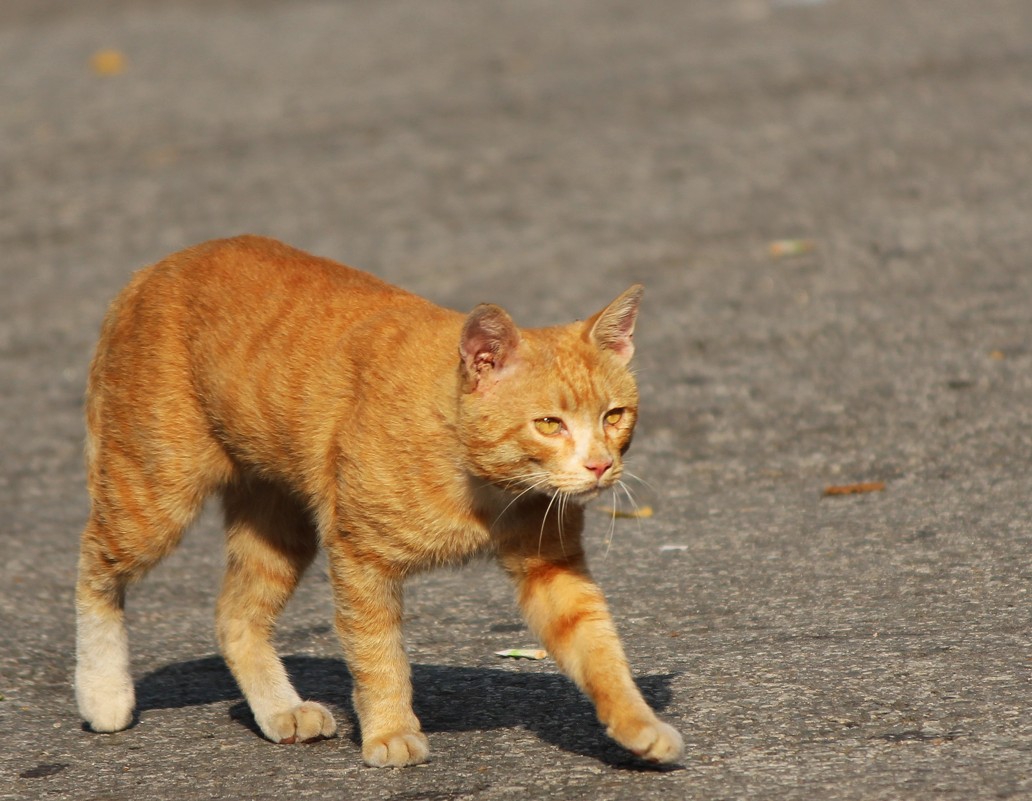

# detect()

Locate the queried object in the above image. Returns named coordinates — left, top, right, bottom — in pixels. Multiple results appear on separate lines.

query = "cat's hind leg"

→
left=216, top=478, right=336, bottom=744
left=75, top=447, right=211, bottom=732
left=76, top=515, right=140, bottom=732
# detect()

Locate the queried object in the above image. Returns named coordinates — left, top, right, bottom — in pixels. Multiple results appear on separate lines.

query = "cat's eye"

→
left=534, top=417, right=564, bottom=436
left=604, top=408, right=624, bottom=427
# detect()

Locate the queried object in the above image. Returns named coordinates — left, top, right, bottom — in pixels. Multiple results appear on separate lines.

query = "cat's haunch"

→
left=74, top=236, right=682, bottom=766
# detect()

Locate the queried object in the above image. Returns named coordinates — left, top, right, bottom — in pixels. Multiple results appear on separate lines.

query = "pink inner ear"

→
left=472, top=350, right=496, bottom=373
left=589, top=285, right=642, bottom=363
left=460, top=304, right=520, bottom=377
left=608, top=336, right=634, bottom=359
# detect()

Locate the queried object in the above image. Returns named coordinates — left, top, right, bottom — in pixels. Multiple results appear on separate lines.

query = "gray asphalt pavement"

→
left=2, top=1, right=1031, bottom=799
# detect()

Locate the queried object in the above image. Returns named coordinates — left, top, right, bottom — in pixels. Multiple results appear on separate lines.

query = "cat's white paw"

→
left=264, top=702, right=337, bottom=744
left=362, top=730, right=430, bottom=767
left=76, top=608, right=135, bottom=732
left=609, top=715, right=684, bottom=764
left=77, top=676, right=135, bottom=733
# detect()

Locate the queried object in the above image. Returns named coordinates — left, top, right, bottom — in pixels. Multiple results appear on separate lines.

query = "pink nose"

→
left=585, top=458, right=613, bottom=480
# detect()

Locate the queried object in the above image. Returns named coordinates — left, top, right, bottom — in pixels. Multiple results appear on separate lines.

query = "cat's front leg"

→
left=500, top=545, right=683, bottom=764
left=327, top=541, right=429, bottom=767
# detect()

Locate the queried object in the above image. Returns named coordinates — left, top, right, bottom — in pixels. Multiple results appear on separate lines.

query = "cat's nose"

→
left=584, top=458, right=613, bottom=480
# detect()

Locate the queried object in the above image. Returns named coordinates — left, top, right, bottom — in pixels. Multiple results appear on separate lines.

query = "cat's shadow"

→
left=135, top=655, right=681, bottom=769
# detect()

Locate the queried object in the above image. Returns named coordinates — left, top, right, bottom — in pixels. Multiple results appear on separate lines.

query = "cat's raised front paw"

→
left=362, top=730, right=430, bottom=767
left=265, top=702, right=337, bottom=744
left=608, top=715, right=683, bottom=764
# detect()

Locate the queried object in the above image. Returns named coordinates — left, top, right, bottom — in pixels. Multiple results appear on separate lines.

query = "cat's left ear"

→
left=586, top=284, right=643, bottom=364
left=460, top=303, right=521, bottom=392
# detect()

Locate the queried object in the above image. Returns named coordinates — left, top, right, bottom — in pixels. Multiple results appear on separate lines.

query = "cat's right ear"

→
left=586, top=284, right=643, bottom=365
left=459, top=304, right=521, bottom=393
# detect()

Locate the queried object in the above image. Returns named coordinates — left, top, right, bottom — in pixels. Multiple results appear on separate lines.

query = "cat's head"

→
left=456, top=286, right=642, bottom=501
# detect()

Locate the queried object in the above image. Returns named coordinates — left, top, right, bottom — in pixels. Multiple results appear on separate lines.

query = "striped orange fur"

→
left=75, top=235, right=682, bottom=766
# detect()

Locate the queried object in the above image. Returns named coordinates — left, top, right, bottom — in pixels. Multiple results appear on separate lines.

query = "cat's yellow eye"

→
left=534, top=417, right=564, bottom=436
left=604, top=409, right=624, bottom=427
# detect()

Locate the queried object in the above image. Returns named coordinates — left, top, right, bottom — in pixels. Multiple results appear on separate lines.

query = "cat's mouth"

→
left=550, top=478, right=615, bottom=503
left=495, top=470, right=617, bottom=505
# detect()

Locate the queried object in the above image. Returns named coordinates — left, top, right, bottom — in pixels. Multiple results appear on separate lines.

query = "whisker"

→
left=603, top=486, right=619, bottom=560
left=538, top=489, right=560, bottom=557
left=492, top=476, right=551, bottom=529
left=618, top=479, right=640, bottom=508
left=497, top=471, right=551, bottom=491
left=616, top=479, right=647, bottom=542
left=557, top=492, right=567, bottom=557
left=621, top=469, right=656, bottom=493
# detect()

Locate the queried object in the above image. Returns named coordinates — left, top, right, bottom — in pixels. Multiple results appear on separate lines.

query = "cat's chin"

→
left=558, top=486, right=603, bottom=504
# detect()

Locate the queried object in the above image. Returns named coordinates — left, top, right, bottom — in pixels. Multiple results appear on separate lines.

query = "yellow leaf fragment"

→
left=91, top=49, right=126, bottom=76
left=598, top=504, right=654, bottom=519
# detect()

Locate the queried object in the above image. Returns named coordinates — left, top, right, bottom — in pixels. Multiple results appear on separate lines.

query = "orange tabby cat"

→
left=75, top=235, right=683, bottom=766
